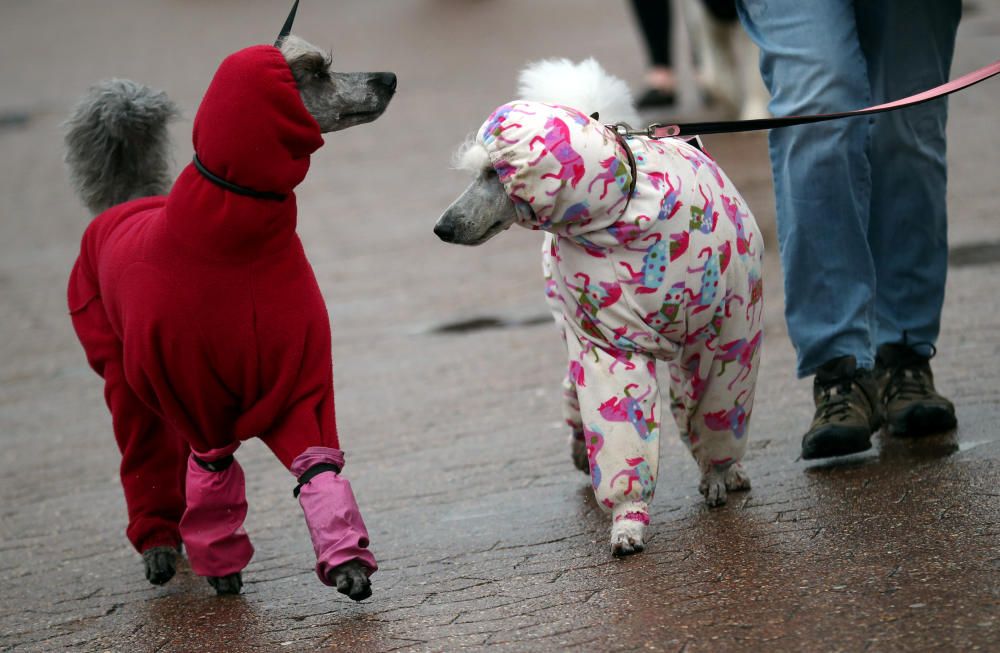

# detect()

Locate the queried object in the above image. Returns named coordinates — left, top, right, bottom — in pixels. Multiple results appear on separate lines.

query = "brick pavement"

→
left=0, top=1, right=997, bottom=651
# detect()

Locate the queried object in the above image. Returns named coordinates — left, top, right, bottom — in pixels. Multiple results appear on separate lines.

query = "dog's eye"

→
left=313, top=70, right=330, bottom=81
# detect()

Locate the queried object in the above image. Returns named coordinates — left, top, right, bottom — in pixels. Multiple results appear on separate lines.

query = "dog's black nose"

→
left=434, top=221, right=455, bottom=242
left=374, top=72, right=397, bottom=91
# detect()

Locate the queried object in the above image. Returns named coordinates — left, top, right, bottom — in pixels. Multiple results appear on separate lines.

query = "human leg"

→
left=860, top=0, right=961, bottom=435
left=736, top=0, right=878, bottom=376
left=859, top=0, right=961, bottom=436
left=860, top=0, right=961, bottom=350
left=630, top=0, right=677, bottom=108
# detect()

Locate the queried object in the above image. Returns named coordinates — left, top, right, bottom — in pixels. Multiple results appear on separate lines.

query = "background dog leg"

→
left=733, top=26, right=771, bottom=120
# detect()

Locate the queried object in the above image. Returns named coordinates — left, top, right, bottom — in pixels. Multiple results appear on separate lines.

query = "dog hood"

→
left=478, top=101, right=657, bottom=247
left=165, top=44, right=324, bottom=259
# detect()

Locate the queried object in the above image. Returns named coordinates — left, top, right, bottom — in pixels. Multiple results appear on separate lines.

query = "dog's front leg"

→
left=566, top=331, right=660, bottom=557
left=289, top=446, right=377, bottom=601
left=179, top=444, right=254, bottom=595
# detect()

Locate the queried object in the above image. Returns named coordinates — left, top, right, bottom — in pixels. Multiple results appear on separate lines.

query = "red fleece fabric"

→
left=68, top=45, right=336, bottom=552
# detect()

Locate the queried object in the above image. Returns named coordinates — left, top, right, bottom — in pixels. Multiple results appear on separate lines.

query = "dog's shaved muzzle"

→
left=280, top=35, right=396, bottom=134
left=435, top=172, right=518, bottom=246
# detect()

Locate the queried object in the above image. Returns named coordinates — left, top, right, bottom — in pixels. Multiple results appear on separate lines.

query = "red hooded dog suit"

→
left=68, top=45, right=376, bottom=582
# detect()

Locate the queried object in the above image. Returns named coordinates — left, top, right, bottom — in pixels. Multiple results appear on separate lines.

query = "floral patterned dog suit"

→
left=478, top=101, right=764, bottom=525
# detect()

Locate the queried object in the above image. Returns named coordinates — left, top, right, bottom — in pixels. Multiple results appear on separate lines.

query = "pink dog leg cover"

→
left=179, top=443, right=254, bottom=577
left=291, top=446, right=377, bottom=585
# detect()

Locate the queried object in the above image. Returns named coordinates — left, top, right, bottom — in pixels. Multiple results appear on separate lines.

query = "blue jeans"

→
left=735, top=0, right=961, bottom=376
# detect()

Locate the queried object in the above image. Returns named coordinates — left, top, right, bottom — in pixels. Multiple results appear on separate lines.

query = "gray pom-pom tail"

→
left=64, top=79, right=178, bottom=215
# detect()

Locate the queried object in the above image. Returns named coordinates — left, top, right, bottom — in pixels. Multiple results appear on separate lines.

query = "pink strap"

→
left=647, top=59, right=1000, bottom=138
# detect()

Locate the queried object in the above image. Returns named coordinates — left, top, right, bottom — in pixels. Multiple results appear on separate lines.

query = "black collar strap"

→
left=292, top=462, right=342, bottom=498
left=192, top=154, right=287, bottom=202
left=193, top=454, right=235, bottom=472
left=274, top=0, right=300, bottom=47
left=607, top=124, right=638, bottom=215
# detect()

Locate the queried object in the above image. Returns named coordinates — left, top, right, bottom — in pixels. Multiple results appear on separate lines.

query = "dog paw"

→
left=329, top=560, right=372, bottom=602
left=699, top=463, right=751, bottom=507
left=207, top=572, right=243, bottom=595
left=699, top=465, right=730, bottom=507
left=725, top=463, right=751, bottom=492
left=610, top=519, right=646, bottom=557
left=142, top=546, right=179, bottom=586
left=570, top=431, right=589, bottom=474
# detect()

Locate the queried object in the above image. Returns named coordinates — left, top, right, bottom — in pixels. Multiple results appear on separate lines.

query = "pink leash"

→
left=621, top=59, right=1000, bottom=138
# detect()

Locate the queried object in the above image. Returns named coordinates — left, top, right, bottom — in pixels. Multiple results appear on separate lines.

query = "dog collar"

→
left=606, top=124, right=638, bottom=215
left=192, top=453, right=235, bottom=472
left=189, top=2, right=302, bottom=202
left=192, top=154, right=287, bottom=202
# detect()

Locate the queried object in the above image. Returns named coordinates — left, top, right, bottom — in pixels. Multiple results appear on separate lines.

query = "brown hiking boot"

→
left=801, top=356, right=882, bottom=460
left=875, top=343, right=956, bottom=437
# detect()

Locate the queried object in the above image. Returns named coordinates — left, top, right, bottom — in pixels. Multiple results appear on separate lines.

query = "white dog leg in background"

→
left=733, top=27, right=771, bottom=120
left=685, top=0, right=739, bottom=113
left=683, top=0, right=771, bottom=120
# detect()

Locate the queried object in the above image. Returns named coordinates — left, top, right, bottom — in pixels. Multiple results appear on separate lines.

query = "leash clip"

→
left=609, top=122, right=681, bottom=139
left=611, top=123, right=633, bottom=139
left=645, top=123, right=680, bottom=139
left=606, top=123, right=639, bottom=215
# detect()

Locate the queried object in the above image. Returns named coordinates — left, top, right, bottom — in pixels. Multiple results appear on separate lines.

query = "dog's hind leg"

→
left=566, top=331, right=660, bottom=557
left=672, top=278, right=761, bottom=508
left=69, top=286, right=188, bottom=585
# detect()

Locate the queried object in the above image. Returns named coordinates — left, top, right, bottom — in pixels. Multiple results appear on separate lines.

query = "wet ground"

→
left=1, top=1, right=998, bottom=651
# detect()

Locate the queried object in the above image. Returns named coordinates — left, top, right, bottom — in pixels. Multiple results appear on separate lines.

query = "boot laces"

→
left=884, top=342, right=937, bottom=403
left=883, top=335, right=937, bottom=403
left=817, top=379, right=857, bottom=421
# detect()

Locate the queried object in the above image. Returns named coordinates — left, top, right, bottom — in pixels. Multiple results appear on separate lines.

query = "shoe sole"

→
left=801, top=427, right=873, bottom=460
left=888, top=405, right=957, bottom=438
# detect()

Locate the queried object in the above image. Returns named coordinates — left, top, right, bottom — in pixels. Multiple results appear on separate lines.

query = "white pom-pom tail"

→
left=517, top=57, right=640, bottom=127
